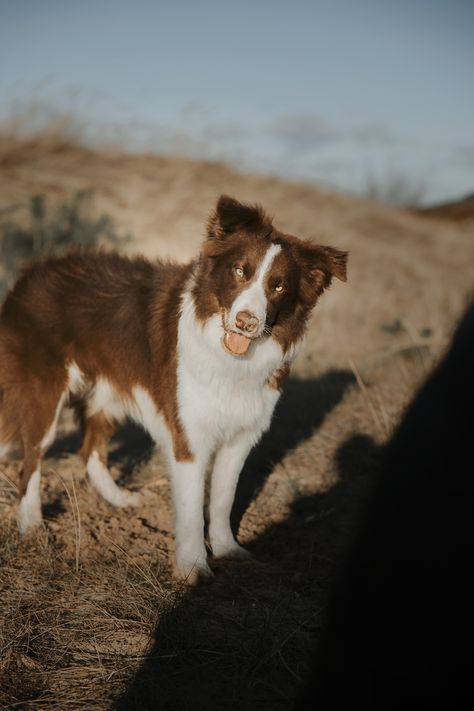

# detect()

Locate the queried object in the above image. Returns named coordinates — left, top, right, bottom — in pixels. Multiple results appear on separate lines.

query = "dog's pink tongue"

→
left=224, top=332, right=251, bottom=355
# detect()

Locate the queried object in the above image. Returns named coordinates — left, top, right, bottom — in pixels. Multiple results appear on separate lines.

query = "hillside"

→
left=1, top=131, right=472, bottom=370
left=1, top=131, right=473, bottom=709
left=416, top=192, right=474, bottom=222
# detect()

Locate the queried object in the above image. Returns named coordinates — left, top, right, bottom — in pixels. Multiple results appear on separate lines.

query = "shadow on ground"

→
left=47, top=420, right=155, bottom=482
left=111, top=370, right=382, bottom=711
left=235, top=370, right=355, bottom=522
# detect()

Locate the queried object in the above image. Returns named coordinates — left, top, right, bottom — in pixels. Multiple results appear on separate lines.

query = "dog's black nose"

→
left=235, top=310, right=259, bottom=334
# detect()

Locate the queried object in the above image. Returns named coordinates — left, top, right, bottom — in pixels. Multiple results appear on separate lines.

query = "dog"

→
left=0, top=195, right=347, bottom=582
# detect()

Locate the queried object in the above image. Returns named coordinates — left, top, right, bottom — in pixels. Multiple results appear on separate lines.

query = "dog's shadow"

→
left=47, top=420, right=155, bottom=482
left=113, top=432, right=379, bottom=711
left=234, top=369, right=355, bottom=522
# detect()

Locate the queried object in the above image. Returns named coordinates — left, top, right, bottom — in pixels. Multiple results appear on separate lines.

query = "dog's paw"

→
left=17, top=501, right=43, bottom=536
left=173, top=557, right=214, bottom=586
left=138, top=488, right=154, bottom=499
left=114, top=489, right=143, bottom=508
left=211, top=540, right=253, bottom=561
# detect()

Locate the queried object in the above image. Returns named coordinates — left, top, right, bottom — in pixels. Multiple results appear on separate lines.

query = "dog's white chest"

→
left=177, top=302, right=284, bottom=451
left=179, top=367, right=280, bottom=448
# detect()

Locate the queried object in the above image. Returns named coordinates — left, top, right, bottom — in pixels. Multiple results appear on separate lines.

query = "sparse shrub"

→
left=0, top=190, right=128, bottom=297
left=364, top=170, right=428, bottom=207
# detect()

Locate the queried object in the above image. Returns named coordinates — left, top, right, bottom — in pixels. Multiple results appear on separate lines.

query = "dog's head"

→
left=193, top=195, right=348, bottom=355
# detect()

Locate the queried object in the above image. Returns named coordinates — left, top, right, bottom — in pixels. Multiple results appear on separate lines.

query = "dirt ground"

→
left=1, top=129, right=473, bottom=709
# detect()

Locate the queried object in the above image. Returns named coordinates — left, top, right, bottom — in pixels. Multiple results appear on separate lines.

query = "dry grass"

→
left=1, top=124, right=474, bottom=709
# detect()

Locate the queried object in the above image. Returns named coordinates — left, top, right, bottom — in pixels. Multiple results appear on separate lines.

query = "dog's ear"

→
left=298, top=243, right=348, bottom=306
left=204, top=195, right=272, bottom=256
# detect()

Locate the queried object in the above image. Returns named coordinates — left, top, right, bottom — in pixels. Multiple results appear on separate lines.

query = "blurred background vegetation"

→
left=0, top=190, right=127, bottom=298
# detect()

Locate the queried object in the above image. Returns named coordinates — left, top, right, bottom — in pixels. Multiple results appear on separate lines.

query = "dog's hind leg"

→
left=81, top=412, right=141, bottom=507
left=17, top=384, right=67, bottom=535
left=18, top=444, right=43, bottom=535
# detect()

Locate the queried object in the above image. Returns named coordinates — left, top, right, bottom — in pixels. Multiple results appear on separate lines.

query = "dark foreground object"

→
left=296, top=303, right=474, bottom=706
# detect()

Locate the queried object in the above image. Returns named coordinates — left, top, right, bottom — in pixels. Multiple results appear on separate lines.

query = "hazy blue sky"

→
left=1, top=0, right=473, bottom=203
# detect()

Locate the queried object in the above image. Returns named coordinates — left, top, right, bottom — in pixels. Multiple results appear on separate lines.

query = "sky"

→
left=1, top=0, right=473, bottom=204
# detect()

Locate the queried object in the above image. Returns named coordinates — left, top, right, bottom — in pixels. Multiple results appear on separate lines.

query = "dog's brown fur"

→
left=0, top=252, right=194, bottom=496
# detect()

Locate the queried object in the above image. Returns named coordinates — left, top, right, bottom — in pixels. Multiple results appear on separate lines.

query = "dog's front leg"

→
left=169, top=455, right=212, bottom=584
left=208, top=431, right=255, bottom=560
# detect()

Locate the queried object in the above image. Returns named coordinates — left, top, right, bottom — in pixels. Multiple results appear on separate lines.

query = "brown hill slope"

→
left=415, top=192, right=474, bottom=222
left=1, top=132, right=473, bottom=370
left=1, top=132, right=473, bottom=710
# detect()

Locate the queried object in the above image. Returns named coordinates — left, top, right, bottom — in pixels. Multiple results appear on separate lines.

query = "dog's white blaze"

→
left=229, top=243, right=282, bottom=334
left=86, top=450, right=140, bottom=507
left=18, top=469, right=42, bottom=534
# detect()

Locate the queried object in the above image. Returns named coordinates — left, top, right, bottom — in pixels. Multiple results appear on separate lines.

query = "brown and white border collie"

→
left=0, top=195, right=347, bottom=582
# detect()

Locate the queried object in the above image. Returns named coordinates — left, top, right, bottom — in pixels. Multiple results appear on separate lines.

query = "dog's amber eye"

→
left=234, top=266, right=244, bottom=278
left=274, top=283, right=284, bottom=293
